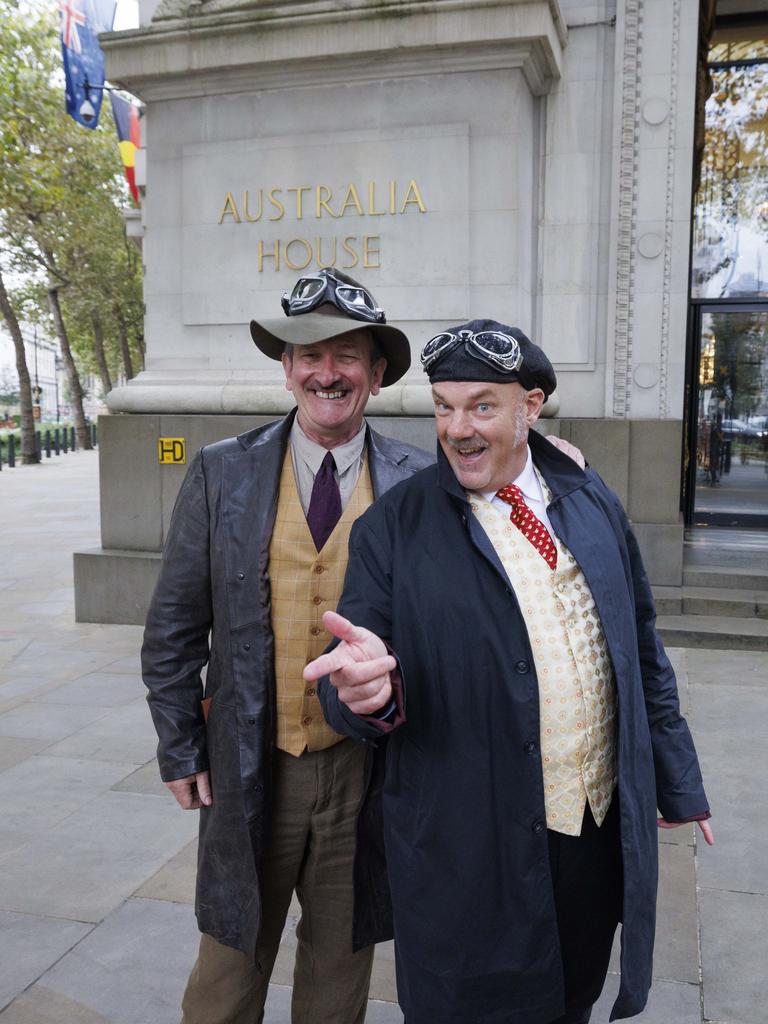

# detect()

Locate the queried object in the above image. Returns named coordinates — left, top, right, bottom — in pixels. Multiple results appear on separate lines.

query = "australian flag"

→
left=59, top=0, right=117, bottom=129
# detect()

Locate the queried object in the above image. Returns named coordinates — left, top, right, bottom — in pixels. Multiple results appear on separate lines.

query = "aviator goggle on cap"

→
left=420, top=318, right=557, bottom=397
left=249, top=269, right=411, bottom=387
left=282, top=269, right=386, bottom=323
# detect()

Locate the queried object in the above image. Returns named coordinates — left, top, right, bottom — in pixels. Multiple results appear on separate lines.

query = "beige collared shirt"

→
left=289, top=417, right=367, bottom=514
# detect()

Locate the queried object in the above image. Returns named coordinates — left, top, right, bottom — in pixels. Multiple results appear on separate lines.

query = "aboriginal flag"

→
left=110, top=92, right=141, bottom=205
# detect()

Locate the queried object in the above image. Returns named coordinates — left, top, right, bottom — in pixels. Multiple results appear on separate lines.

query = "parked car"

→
left=721, top=418, right=760, bottom=438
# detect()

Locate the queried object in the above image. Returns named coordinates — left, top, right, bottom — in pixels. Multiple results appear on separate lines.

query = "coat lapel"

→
left=221, top=413, right=293, bottom=629
left=367, top=426, right=414, bottom=498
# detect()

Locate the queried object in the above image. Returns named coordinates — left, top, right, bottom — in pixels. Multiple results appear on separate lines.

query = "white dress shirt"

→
left=479, top=446, right=556, bottom=541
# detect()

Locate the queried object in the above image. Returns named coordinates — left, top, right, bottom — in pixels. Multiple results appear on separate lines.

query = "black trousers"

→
left=545, top=797, right=623, bottom=1024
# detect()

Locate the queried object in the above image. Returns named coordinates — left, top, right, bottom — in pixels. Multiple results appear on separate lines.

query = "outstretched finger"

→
left=321, top=610, right=368, bottom=645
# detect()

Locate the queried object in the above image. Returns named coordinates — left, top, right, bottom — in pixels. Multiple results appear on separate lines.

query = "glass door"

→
left=687, top=306, right=768, bottom=527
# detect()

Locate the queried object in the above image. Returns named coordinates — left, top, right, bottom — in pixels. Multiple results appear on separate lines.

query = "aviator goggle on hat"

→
left=420, top=318, right=557, bottom=397
left=249, top=269, right=411, bottom=386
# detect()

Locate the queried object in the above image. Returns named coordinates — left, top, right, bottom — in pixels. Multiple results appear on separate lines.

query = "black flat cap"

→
left=423, top=318, right=557, bottom=397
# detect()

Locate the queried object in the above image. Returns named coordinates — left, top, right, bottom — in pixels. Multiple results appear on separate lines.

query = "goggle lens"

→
left=337, top=285, right=375, bottom=312
left=292, top=278, right=325, bottom=302
left=420, top=333, right=458, bottom=368
left=473, top=332, right=511, bottom=353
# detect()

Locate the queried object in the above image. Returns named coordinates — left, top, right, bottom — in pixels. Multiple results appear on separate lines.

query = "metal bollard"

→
left=62, top=428, right=68, bottom=454
left=35, top=432, right=41, bottom=460
left=8, top=435, right=15, bottom=468
left=70, top=426, right=76, bottom=451
left=91, top=423, right=97, bottom=447
left=54, top=428, right=60, bottom=455
left=0, top=439, right=3, bottom=471
left=45, top=430, right=51, bottom=458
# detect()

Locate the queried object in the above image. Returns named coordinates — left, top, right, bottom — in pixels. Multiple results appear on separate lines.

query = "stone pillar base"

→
left=73, top=414, right=685, bottom=623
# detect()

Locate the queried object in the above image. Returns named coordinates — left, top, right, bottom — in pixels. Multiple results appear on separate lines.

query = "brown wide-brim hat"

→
left=249, top=311, right=411, bottom=387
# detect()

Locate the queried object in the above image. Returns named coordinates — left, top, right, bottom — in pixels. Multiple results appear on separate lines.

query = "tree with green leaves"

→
left=0, top=0, right=142, bottom=456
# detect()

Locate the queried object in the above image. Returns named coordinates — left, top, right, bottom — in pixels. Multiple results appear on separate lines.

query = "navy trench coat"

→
left=141, top=411, right=433, bottom=958
left=320, top=429, right=709, bottom=1024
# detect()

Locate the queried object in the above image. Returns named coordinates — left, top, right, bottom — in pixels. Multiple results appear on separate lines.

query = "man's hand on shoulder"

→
left=304, top=611, right=395, bottom=716
left=166, top=770, right=212, bottom=810
left=546, top=435, right=586, bottom=469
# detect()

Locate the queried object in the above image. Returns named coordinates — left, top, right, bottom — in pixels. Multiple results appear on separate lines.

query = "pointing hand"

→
left=304, top=611, right=395, bottom=715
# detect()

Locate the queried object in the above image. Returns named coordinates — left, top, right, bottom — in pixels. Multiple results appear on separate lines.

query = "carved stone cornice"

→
left=101, top=0, right=566, bottom=100
left=658, top=0, right=681, bottom=421
left=611, top=0, right=643, bottom=419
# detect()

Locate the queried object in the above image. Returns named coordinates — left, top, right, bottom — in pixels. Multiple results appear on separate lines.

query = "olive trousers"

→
left=181, top=738, right=374, bottom=1024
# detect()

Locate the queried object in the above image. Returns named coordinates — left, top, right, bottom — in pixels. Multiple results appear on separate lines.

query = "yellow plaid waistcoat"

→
left=269, top=449, right=375, bottom=756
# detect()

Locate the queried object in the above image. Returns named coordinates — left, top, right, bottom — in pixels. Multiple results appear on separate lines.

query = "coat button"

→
left=314, top=565, right=325, bottom=574
left=313, top=595, right=322, bottom=605
left=302, top=715, right=312, bottom=726
left=310, top=626, right=321, bottom=637
left=515, top=660, right=529, bottom=674
left=306, top=687, right=316, bottom=697
left=532, top=819, right=545, bottom=834
left=243, top=642, right=251, bottom=651
left=524, top=740, right=538, bottom=754
left=253, top=783, right=263, bottom=792
left=248, top=717, right=256, bottom=725
left=237, top=572, right=245, bottom=581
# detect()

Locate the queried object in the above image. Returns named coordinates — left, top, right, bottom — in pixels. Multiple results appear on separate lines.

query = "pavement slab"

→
left=700, top=888, right=768, bottom=1024
left=0, top=701, right=112, bottom=742
left=0, top=756, right=140, bottom=833
left=0, top=736, right=48, bottom=773
left=0, top=791, right=198, bottom=921
left=42, top=699, right=160, bottom=765
left=8, top=898, right=200, bottom=1024
left=36, top=671, right=146, bottom=708
left=594, top=974, right=701, bottom=1024
left=135, top=838, right=197, bottom=904
left=111, top=760, right=171, bottom=798
left=0, top=911, right=93, bottom=1012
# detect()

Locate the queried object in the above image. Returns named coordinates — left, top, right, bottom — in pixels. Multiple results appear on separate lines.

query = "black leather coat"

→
left=141, top=411, right=433, bottom=956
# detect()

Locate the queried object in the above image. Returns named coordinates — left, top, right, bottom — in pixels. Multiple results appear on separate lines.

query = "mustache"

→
left=308, top=379, right=349, bottom=391
left=446, top=436, right=488, bottom=454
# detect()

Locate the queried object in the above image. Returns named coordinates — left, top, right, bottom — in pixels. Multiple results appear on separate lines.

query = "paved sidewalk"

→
left=0, top=451, right=765, bottom=1023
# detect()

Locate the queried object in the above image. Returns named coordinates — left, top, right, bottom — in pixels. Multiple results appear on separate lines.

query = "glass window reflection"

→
left=692, top=55, right=768, bottom=299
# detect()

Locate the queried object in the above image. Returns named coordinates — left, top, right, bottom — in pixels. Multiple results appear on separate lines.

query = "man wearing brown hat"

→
left=141, top=270, right=434, bottom=1024
left=306, top=320, right=713, bottom=1024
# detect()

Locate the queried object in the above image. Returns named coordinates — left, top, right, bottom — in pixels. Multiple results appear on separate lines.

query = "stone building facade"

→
left=74, top=0, right=765, bottom=622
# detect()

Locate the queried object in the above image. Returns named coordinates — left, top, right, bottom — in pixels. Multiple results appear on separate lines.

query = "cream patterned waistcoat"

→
left=470, top=472, right=617, bottom=836
left=269, top=449, right=375, bottom=756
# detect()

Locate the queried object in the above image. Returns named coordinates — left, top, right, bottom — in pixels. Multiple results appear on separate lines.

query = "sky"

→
left=113, top=0, right=139, bottom=31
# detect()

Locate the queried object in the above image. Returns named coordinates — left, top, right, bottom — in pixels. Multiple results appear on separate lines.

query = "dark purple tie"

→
left=307, top=451, right=342, bottom=551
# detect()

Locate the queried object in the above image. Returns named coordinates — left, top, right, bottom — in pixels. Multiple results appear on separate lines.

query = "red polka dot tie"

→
left=496, top=484, right=557, bottom=570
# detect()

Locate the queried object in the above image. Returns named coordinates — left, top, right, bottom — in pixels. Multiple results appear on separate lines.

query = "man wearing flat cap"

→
left=141, top=269, right=434, bottom=1024
left=306, top=319, right=713, bottom=1024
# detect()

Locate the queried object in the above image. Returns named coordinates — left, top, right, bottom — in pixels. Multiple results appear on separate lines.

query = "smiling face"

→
left=282, top=330, right=386, bottom=447
left=432, top=380, right=545, bottom=492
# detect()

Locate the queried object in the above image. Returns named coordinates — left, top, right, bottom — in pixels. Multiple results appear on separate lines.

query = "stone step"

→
left=682, top=565, right=768, bottom=592
left=653, top=586, right=768, bottom=619
left=656, top=614, right=768, bottom=651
